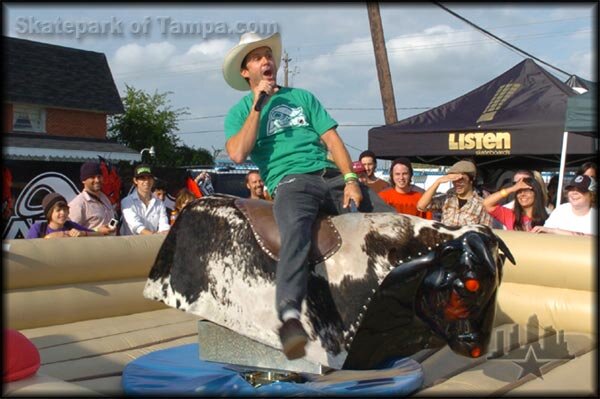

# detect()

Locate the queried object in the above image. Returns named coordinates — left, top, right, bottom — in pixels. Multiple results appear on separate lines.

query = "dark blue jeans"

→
left=272, top=169, right=394, bottom=320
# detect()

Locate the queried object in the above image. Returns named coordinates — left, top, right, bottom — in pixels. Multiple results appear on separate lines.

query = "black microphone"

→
left=254, top=85, right=281, bottom=112
left=254, top=91, right=269, bottom=112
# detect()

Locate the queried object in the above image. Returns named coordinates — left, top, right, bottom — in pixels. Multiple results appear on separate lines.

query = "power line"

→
left=177, top=129, right=223, bottom=135
left=344, top=142, right=365, bottom=152
left=434, top=2, right=573, bottom=77
left=114, top=28, right=588, bottom=82
left=176, top=123, right=383, bottom=135
left=179, top=107, right=430, bottom=120
left=289, top=15, right=591, bottom=50
left=328, top=107, right=430, bottom=111
left=123, top=15, right=590, bottom=76
left=179, top=114, right=227, bottom=121
left=112, top=21, right=589, bottom=80
left=294, top=28, right=589, bottom=61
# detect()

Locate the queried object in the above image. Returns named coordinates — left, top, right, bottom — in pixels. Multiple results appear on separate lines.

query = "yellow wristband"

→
left=500, top=188, right=508, bottom=198
left=344, top=172, right=358, bottom=182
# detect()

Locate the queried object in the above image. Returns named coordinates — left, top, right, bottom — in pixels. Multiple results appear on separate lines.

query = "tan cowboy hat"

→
left=222, top=32, right=282, bottom=91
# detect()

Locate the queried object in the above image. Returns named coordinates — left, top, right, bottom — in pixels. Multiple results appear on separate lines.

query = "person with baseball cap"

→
left=68, top=161, right=117, bottom=235
left=417, top=160, right=493, bottom=227
left=26, top=192, right=101, bottom=239
left=532, top=175, right=597, bottom=236
left=223, top=32, right=393, bottom=360
left=120, top=164, right=170, bottom=236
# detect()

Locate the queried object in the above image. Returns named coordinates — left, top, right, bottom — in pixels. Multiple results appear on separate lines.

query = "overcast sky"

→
left=3, top=2, right=597, bottom=162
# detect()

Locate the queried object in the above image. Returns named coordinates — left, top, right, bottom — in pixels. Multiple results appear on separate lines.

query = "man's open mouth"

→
left=262, top=66, right=274, bottom=78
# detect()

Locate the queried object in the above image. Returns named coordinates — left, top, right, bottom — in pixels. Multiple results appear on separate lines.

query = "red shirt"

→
left=379, top=188, right=432, bottom=219
left=489, top=205, right=532, bottom=231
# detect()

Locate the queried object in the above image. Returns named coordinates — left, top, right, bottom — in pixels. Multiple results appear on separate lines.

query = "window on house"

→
left=13, top=105, right=46, bottom=132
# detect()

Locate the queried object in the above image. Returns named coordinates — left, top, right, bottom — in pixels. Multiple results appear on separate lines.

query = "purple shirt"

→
left=26, top=220, right=92, bottom=239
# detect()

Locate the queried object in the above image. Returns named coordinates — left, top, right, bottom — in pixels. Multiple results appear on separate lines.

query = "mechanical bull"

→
left=143, top=194, right=515, bottom=370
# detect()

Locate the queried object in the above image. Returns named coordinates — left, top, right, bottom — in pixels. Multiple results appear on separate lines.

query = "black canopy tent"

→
left=368, top=59, right=597, bottom=179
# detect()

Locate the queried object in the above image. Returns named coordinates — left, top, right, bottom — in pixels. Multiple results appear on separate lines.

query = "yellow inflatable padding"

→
left=3, top=372, right=100, bottom=396
left=23, top=308, right=197, bottom=344
left=5, top=230, right=593, bottom=291
left=496, top=282, right=595, bottom=335
left=495, top=230, right=595, bottom=291
left=6, top=278, right=166, bottom=330
left=39, top=335, right=197, bottom=382
left=417, top=341, right=596, bottom=396
left=5, top=235, right=166, bottom=290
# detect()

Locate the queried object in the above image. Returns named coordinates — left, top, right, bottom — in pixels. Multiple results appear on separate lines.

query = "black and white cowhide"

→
left=143, top=194, right=515, bottom=370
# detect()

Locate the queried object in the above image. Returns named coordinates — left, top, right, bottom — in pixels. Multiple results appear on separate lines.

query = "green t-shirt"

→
left=224, top=87, right=338, bottom=193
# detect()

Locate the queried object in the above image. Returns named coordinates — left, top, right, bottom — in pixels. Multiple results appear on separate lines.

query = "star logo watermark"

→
left=487, top=315, right=575, bottom=381
left=512, top=346, right=551, bottom=380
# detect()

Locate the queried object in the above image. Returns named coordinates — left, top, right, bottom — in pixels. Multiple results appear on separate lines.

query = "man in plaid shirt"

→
left=417, top=160, right=493, bottom=227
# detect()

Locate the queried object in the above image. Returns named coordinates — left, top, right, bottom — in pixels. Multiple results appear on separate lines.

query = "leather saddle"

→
left=234, top=198, right=342, bottom=265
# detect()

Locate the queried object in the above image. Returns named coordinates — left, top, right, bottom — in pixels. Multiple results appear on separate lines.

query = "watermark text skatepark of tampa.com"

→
left=15, top=16, right=279, bottom=40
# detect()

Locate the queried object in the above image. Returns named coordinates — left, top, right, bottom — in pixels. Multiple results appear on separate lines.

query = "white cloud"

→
left=565, top=50, right=596, bottom=80
left=186, top=38, right=233, bottom=57
left=293, top=24, right=505, bottom=111
left=111, top=38, right=235, bottom=88
left=112, top=41, right=176, bottom=75
left=167, top=38, right=234, bottom=75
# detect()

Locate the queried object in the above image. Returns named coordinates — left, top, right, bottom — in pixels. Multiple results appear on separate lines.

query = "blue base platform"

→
left=122, top=344, right=423, bottom=396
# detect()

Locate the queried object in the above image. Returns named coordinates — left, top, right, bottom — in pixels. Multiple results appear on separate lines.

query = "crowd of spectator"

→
left=25, top=158, right=597, bottom=240
left=375, top=157, right=596, bottom=236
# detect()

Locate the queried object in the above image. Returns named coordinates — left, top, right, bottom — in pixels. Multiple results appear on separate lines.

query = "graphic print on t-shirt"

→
left=267, top=105, right=309, bottom=136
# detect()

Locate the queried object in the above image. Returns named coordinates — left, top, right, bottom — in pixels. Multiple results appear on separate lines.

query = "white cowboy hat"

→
left=222, top=32, right=282, bottom=91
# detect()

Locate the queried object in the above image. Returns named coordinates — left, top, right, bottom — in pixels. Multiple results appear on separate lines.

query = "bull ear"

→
left=385, top=251, right=437, bottom=283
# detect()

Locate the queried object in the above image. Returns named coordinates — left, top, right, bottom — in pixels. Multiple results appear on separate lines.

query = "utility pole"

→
left=282, top=51, right=292, bottom=87
left=367, top=2, right=398, bottom=124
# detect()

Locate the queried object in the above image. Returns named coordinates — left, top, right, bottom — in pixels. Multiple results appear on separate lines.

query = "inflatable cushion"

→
left=3, top=329, right=41, bottom=382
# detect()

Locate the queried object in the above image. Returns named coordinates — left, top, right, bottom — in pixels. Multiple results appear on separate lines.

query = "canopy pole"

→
left=556, top=131, right=569, bottom=209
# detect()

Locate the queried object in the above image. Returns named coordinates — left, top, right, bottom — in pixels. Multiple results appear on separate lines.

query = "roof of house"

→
left=3, top=36, right=124, bottom=114
left=3, top=133, right=140, bottom=163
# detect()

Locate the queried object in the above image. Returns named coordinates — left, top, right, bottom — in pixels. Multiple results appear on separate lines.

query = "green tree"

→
left=174, top=144, right=213, bottom=167
left=108, top=85, right=213, bottom=167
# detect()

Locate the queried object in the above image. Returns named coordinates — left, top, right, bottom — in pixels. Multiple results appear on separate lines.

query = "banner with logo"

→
left=1, top=160, right=189, bottom=239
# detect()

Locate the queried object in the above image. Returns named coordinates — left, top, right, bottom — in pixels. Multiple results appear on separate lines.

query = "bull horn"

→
left=496, top=236, right=516, bottom=265
left=466, top=232, right=497, bottom=277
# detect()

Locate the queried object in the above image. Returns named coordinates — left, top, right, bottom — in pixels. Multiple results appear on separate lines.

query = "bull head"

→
left=343, top=230, right=514, bottom=370
left=410, top=231, right=514, bottom=358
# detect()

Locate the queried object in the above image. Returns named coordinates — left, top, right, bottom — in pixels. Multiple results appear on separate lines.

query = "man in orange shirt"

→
left=379, top=157, right=432, bottom=219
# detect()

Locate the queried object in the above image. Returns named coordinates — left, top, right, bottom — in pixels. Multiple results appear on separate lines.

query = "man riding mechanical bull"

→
left=143, top=32, right=515, bottom=370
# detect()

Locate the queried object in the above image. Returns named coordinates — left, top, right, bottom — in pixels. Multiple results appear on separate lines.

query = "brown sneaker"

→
left=278, top=318, right=309, bottom=360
